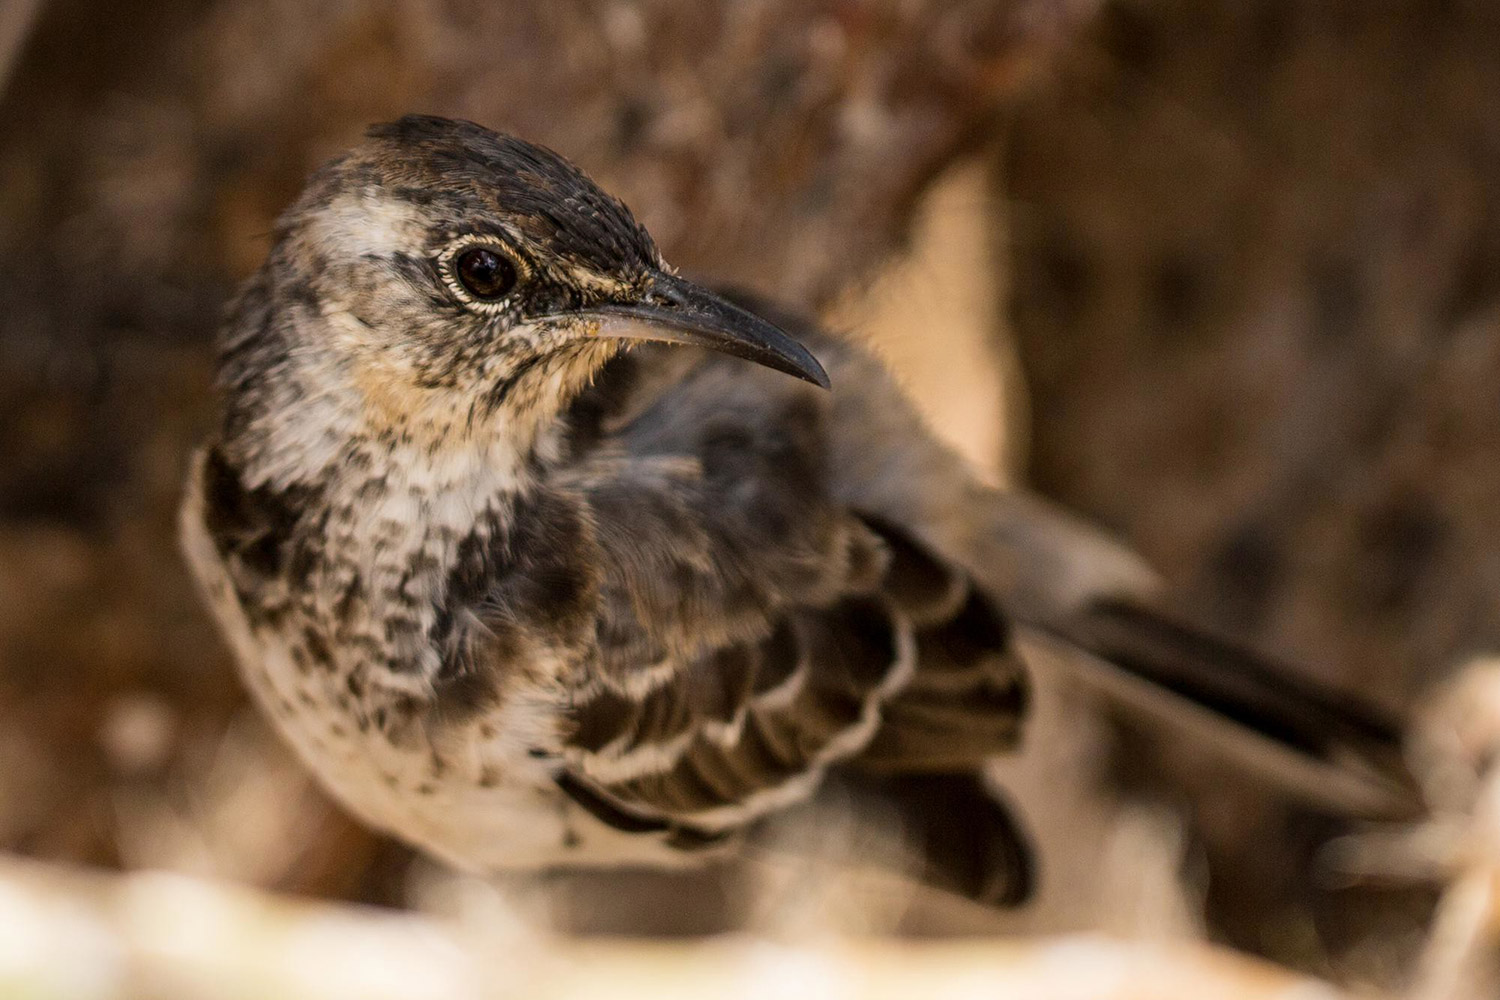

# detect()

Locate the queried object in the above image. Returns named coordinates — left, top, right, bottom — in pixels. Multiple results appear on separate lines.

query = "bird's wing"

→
left=543, top=289, right=1415, bottom=906
left=727, top=292, right=1418, bottom=821
left=547, top=349, right=1034, bottom=902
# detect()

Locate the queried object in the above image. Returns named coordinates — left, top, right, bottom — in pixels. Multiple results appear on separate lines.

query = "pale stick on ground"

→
left=0, top=853, right=1355, bottom=1000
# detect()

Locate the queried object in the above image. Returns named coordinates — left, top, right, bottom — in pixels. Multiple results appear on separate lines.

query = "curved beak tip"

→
left=578, top=274, right=832, bottom=390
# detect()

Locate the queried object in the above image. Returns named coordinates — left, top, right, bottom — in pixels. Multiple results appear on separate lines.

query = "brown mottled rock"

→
left=1003, top=0, right=1498, bottom=969
left=1006, top=0, right=1500, bottom=703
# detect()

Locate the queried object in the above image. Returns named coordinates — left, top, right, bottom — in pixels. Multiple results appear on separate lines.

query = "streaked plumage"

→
left=181, top=116, right=1415, bottom=907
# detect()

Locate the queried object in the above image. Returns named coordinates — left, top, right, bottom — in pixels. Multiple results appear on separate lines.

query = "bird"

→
left=181, top=114, right=1416, bottom=908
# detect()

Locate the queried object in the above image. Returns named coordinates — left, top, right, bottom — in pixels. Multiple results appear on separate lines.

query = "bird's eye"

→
left=454, top=247, right=517, bottom=300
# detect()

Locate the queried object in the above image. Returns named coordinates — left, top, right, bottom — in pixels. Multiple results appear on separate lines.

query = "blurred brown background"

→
left=1, top=0, right=1496, bottom=985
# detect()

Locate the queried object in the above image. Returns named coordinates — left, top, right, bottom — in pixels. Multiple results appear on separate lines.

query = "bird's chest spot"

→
left=306, top=457, right=520, bottom=668
left=206, top=444, right=619, bottom=869
left=244, top=620, right=575, bottom=841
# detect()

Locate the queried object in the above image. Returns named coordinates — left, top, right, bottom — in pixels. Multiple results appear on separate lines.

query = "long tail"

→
left=1038, top=598, right=1417, bottom=818
left=959, top=491, right=1421, bottom=821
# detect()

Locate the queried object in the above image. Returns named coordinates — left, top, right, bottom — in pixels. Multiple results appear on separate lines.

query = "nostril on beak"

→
left=643, top=279, right=691, bottom=312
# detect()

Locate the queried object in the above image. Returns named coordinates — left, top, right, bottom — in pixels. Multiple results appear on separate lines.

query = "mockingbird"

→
left=181, top=115, right=1414, bottom=907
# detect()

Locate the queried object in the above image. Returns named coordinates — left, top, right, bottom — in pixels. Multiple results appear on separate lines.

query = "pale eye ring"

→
left=455, top=247, right=515, bottom=299
left=439, top=240, right=525, bottom=309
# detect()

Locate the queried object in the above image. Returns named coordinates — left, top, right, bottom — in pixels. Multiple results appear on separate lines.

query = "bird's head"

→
left=216, top=115, right=826, bottom=486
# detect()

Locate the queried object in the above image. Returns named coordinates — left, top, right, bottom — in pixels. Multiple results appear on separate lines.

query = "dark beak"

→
left=573, top=271, right=830, bottom=389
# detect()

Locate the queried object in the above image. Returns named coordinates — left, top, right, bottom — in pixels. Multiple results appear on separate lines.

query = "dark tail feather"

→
left=1035, top=597, right=1421, bottom=820
left=885, top=771, right=1036, bottom=908
left=825, top=770, right=1036, bottom=908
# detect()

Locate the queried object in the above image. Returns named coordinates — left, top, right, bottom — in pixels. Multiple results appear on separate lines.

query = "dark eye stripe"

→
left=390, top=252, right=437, bottom=285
